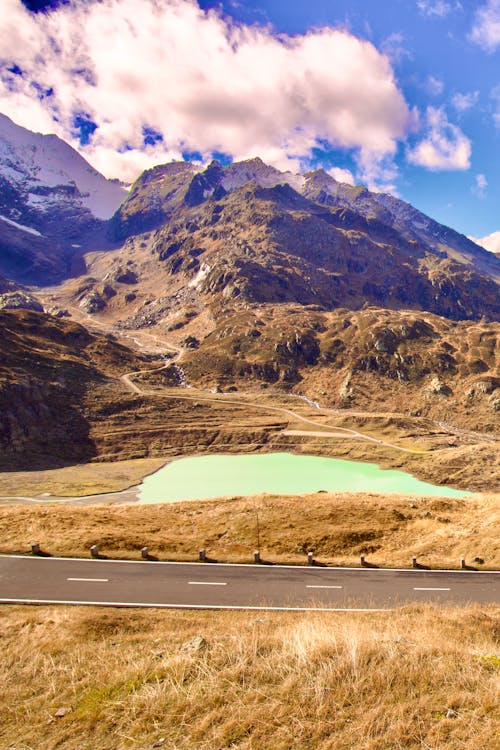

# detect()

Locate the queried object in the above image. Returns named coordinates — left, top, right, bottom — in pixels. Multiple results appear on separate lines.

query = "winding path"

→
left=119, top=364, right=427, bottom=455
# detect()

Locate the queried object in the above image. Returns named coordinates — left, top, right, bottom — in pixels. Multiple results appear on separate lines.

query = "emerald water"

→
left=138, top=452, right=472, bottom=503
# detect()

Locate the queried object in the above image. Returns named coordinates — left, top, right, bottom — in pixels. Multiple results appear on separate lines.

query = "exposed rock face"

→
left=0, top=274, right=21, bottom=293
left=425, top=376, right=452, bottom=396
left=1, top=132, right=499, bottom=317
left=110, top=162, right=197, bottom=241
left=0, top=291, right=43, bottom=312
left=0, top=310, right=147, bottom=469
left=105, top=158, right=500, bottom=324
left=180, top=306, right=499, bottom=431
left=141, top=179, right=498, bottom=321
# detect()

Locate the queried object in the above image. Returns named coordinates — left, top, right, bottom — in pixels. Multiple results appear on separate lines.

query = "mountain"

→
left=0, top=113, right=127, bottom=283
left=471, top=230, right=500, bottom=257
left=0, top=133, right=497, bottom=465
left=104, top=158, right=500, bottom=324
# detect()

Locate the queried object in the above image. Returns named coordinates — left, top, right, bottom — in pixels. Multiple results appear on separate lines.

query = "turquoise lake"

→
left=138, top=452, right=472, bottom=503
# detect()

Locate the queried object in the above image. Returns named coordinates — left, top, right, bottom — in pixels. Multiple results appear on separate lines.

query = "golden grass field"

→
left=0, top=458, right=166, bottom=498
left=1, top=604, right=499, bottom=749
left=1, top=492, right=498, bottom=569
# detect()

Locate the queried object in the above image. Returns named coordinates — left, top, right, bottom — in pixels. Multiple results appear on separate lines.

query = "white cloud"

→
left=470, top=0, right=500, bottom=51
left=380, top=33, right=411, bottom=63
left=426, top=75, right=444, bottom=96
left=451, top=90, right=479, bottom=112
left=355, top=150, right=400, bottom=194
left=0, top=0, right=412, bottom=183
left=327, top=167, right=355, bottom=186
left=417, top=1, right=460, bottom=19
left=407, top=107, right=471, bottom=170
left=472, top=173, right=488, bottom=198
left=470, top=230, right=500, bottom=254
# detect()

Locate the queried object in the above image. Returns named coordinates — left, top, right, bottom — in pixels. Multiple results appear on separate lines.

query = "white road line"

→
left=4, top=555, right=497, bottom=574
left=67, top=577, right=109, bottom=582
left=188, top=581, right=227, bottom=586
left=413, top=587, right=451, bottom=591
left=306, top=585, right=343, bottom=589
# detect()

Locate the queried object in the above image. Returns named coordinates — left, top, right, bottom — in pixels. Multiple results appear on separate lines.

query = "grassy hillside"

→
left=1, top=604, right=498, bottom=749
left=1, top=492, right=498, bottom=569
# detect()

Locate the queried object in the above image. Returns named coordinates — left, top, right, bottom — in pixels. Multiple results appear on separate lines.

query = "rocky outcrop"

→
left=0, top=291, right=43, bottom=312
left=0, top=310, right=150, bottom=470
left=0, top=379, right=94, bottom=469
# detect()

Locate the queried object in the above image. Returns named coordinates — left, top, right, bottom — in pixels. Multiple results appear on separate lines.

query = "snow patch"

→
left=221, top=159, right=304, bottom=193
left=188, top=263, right=211, bottom=288
left=0, top=214, right=43, bottom=237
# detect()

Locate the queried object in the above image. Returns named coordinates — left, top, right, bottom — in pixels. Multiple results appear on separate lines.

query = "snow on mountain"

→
left=221, top=157, right=305, bottom=193
left=0, top=215, right=43, bottom=237
left=0, top=113, right=127, bottom=220
left=470, top=231, right=500, bottom=256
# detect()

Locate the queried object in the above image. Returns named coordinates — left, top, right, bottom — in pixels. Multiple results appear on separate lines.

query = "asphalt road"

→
left=1, top=556, right=498, bottom=610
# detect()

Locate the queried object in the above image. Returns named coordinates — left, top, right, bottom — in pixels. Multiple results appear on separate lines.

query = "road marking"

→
left=67, top=577, right=109, bottom=582
left=306, top=585, right=343, bottom=589
left=413, top=587, right=450, bottom=591
left=188, top=581, right=227, bottom=586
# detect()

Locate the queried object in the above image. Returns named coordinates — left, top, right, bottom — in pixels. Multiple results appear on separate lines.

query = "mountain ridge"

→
left=103, top=158, right=500, bottom=324
left=0, top=114, right=127, bottom=283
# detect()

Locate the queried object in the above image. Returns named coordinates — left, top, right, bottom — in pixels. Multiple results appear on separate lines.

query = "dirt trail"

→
left=119, top=364, right=427, bottom=455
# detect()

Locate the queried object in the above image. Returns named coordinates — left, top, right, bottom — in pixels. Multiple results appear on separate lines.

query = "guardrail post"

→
left=31, top=542, right=40, bottom=556
left=307, top=551, right=314, bottom=565
left=90, top=545, right=99, bottom=559
left=360, top=554, right=366, bottom=566
left=461, top=558, right=466, bottom=569
left=199, top=548, right=206, bottom=562
left=253, top=550, right=261, bottom=564
left=141, top=546, right=149, bottom=559
left=412, top=556, right=418, bottom=568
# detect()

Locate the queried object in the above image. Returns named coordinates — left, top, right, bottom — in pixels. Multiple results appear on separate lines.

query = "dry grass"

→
left=1, top=492, right=498, bottom=569
left=0, top=458, right=166, bottom=498
left=0, top=604, right=498, bottom=749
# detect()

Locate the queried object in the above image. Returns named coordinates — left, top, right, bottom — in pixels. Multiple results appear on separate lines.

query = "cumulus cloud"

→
left=327, top=167, right=355, bottom=186
left=425, top=75, right=444, bottom=96
left=472, top=173, right=488, bottom=198
left=0, top=0, right=412, bottom=184
left=407, top=106, right=471, bottom=170
left=380, top=33, right=412, bottom=63
left=470, top=0, right=500, bottom=51
left=355, top=150, right=400, bottom=194
left=452, top=90, right=479, bottom=112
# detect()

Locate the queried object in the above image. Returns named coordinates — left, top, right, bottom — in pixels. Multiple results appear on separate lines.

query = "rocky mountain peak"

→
left=184, top=160, right=226, bottom=206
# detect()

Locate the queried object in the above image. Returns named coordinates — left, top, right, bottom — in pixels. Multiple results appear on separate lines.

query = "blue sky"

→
left=2, top=0, right=499, bottom=237
left=199, top=0, right=500, bottom=238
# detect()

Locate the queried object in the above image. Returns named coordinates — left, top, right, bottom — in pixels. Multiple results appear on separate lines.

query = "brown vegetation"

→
left=0, top=458, right=165, bottom=498
left=180, top=305, right=500, bottom=434
left=1, top=492, right=498, bottom=569
left=1, top=604, right=499, bottom=749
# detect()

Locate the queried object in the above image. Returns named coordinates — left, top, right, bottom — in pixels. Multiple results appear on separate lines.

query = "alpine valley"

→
left=0, top=114, right=498, bottom=493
